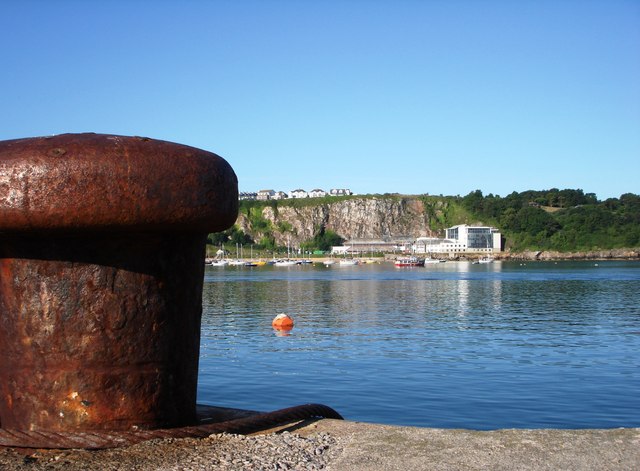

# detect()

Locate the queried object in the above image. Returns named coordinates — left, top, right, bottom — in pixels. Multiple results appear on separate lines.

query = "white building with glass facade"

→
left=413, top=225, right=501, bottom=255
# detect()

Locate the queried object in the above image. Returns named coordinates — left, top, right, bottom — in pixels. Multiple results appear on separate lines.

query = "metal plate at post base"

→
left=0, top=404, right=344, bottom=449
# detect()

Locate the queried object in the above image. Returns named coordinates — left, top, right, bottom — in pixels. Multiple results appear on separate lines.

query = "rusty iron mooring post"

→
left=0, top=133, right=238, bottom=432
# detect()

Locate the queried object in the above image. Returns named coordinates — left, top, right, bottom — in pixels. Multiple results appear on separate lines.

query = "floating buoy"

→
left=272, top=313, right=294, bottom=330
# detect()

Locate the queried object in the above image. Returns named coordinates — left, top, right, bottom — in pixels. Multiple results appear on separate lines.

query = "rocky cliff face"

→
left=237, top=197, right=439, bottom=246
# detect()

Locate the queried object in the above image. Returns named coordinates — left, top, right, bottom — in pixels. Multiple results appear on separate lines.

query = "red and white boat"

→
left=394, top=256, right=425, bottom=267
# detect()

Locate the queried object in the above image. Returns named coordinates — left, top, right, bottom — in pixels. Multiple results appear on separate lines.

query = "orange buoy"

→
left=272, top=313, right=294, bottom=330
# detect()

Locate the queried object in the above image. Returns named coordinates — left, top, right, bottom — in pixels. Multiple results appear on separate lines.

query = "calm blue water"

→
left=197, top=260, right=640, bottom=430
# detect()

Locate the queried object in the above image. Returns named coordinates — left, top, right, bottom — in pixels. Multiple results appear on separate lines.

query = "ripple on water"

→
left=199, top=261, right=640, bottom=429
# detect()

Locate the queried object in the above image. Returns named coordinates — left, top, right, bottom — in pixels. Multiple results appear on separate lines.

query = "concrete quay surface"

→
left=296, top=419, right=640, bottom=470
left=1, top=419, right=638, bottom=470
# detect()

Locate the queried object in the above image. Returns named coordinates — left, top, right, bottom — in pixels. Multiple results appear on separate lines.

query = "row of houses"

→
left=239, top=188, right=353, bottom=201
left=334, top=225, right=502, bottom=256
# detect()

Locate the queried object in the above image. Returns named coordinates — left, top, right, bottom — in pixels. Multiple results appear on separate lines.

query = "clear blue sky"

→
left=2, top=0, right=638, bottom=200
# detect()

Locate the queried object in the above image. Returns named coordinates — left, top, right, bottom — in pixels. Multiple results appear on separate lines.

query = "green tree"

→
left=209, top=225, right=253, bottom=247
left=462, top=190, right=484, bottom=214
left=208, top=232, right=228, bottom=245
left=258, top=235, right=276, bottom=250
left=302, top=226, right=344, bottom=251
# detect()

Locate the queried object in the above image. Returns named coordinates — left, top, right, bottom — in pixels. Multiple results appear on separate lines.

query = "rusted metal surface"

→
left=0, top=133, right=238, bottom=233
left=0, top=233, right=207, bottom=431
left=0, top=134, right=238, bottom=433
left=0, top=404, right=344, bottom=449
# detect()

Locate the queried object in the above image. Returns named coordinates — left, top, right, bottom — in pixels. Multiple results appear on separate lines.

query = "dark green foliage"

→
left=516, top=188, right=596, bottom=208
left=258, top=234, right=277, bottom=250
left=301, top=226, right=344, bottom=252
left=207, top=232, right=228, bottom=245
left=246, top=206, right=271, bottom=231
left=501, top=206, right=561, bottom=237
left=277, top=221, right=293, bottom=233
left=208, top=225, right=253, bottom=247
left=460, top=188, right=640, bottom=251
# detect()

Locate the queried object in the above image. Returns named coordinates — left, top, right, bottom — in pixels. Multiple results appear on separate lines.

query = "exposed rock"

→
left=238, top=197, right=437, bottom=247
left=495, top=248, right=640, bottom=261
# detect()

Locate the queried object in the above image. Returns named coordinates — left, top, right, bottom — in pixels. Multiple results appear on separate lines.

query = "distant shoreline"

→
left=206, top=248, right=640, bottom=266
left=493, top=248, right=639, bottom=261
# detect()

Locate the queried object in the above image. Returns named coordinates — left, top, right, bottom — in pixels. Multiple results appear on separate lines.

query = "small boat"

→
left=274, top=259, right=297, bottom=267
left=394, top=256, right=424, bottom=267
left=473, top=256, right=494, bottom=264
left=323, top=259, right=336, bottom=266
left=339, top=259, right=359, bottom=266
left=210, top=259, right=229, bottom=267
left=423, top=258, right=442, bottom=264
left=209, top=247, right=228, bottom=266
left=275, top=237, right=297, bottom=266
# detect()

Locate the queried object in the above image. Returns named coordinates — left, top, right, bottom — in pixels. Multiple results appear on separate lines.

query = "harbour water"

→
left=198, top=260, right=640, bottom=430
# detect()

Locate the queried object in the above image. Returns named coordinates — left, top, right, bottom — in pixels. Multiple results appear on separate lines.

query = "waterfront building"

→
left=446, top=224, right=501, bottom=252
left=414, top=225, right=501, bottom=255
left=330, top=245, right=351, bottom=255
left=413, top=237, right=466, bottom=255
left=343, top=237, right=415, bottom=254
left=290, top=189, right=308, bottom=198
left=273, top=191, right=288, bottom=200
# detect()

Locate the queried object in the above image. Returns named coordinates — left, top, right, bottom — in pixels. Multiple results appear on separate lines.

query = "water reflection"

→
left=456, top=279, right=469, bottom=318
left=199, top=261, right=640, bottom=429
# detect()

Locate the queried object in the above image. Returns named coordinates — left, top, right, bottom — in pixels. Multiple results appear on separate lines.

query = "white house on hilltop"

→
left=257, top=189, right=276, bottom=201
left=240, top=188, right=353, bottom=200
left=330, top=189, right=353, bottom=196
left=309, top=188, right=327, bottom=198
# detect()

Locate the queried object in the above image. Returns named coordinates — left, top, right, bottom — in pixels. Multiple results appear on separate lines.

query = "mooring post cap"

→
left=0, top=133, right=238, bottom=233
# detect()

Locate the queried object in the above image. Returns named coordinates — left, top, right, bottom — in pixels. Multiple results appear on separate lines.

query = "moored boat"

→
left=473, top=256, right=495, bottom=264
left=210, top=259, right=229, bottom=267
left=423, top=257, right=443, bottom=264
left=394, top=256, right=425, bottom=267
left=274, top=259, right=298, bottom=266
left=339, top=259, right=359, bottom=266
